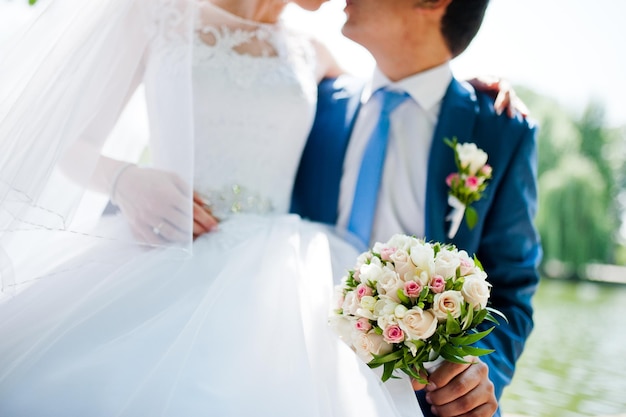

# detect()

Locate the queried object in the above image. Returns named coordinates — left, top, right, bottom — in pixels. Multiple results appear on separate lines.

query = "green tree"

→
left=514, top=87, right=580, bottom=177
left=575, top=102, right=625, bottom=265
left=516, top=87, right=625, bottom=275
left=536, top=154, right=614, bottom=276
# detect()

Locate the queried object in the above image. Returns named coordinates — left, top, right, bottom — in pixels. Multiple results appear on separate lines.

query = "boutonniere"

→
left=444, top=138, right=492, bottom=239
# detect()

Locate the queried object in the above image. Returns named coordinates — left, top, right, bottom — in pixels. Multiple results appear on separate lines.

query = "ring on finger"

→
left=153, top=222, right=165, bottom=236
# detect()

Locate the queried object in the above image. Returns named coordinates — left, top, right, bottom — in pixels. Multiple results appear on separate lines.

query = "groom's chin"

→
left=341, top=24, right=367, bottom=52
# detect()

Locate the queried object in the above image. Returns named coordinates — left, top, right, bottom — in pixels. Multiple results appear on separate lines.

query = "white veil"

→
left=0, top=0, right=197, bottom=294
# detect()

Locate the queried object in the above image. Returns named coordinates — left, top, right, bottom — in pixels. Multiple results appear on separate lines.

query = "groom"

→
left=291, top=0, right=541, bottom=416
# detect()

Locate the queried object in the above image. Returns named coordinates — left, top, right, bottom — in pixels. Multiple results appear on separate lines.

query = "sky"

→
left=1, top=0, right=625, bottom=127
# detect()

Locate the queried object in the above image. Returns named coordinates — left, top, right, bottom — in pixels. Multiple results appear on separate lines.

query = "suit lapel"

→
left=425, top=79, right=478, bottom=246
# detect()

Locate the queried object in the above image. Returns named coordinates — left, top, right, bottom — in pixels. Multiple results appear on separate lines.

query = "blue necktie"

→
left=347, top=88, right=410, bottom=249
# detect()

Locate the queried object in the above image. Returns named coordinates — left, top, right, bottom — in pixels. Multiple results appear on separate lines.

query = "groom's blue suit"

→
left=291, top=76, right=542, bottom=416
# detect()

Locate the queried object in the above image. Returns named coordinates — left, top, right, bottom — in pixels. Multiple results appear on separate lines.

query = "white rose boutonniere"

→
left=444, top=138, right=492, bottom=239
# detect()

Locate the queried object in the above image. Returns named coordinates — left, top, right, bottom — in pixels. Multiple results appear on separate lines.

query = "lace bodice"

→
left=144, top=2, right=318, bottom=219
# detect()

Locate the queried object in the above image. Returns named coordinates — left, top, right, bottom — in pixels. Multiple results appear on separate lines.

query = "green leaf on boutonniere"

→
left=465, top=205, right=478, bottom=229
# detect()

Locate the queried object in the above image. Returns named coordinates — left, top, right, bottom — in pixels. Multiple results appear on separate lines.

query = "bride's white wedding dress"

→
left=0, top=2, right=422, bottom=416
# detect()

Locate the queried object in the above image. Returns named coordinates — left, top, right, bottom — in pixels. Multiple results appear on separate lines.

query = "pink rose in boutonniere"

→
left=444, top=138, right=492, bottom=239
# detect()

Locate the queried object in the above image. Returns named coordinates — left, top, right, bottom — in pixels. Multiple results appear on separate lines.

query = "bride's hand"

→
left=467, top=76, right=530, bottom=118
left=193, top=192, right=219, bottom=239
left=111, top=165, right=210, bottom=244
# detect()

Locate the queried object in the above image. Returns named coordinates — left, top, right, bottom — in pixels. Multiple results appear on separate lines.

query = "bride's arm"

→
left=91, top=156, right=217, bottom=243
left=65, top=142, right=218, bottom=243
left=59, top=54, right=217, bottom=243
left=64, top=137, right=218, bottom=244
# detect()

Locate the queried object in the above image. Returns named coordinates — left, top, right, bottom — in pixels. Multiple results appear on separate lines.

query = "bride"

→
left=0, top=0, right=518, bottom=415
left=0, top=0, right=428, bottom=416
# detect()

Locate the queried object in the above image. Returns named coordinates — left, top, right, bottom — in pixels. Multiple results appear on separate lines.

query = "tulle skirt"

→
left=0, top=213, right=422, bottom=417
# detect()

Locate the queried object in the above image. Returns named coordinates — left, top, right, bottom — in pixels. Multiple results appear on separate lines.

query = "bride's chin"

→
left=289, top=0, right=329, bottom=12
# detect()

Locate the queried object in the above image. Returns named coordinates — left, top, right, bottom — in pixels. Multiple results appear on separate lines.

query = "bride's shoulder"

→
left=137, top=0, right=195, bottom=25
left=309, top=37, right=345, bottom=81
left=283, top=27, right=344, bottom=83
left=134, top=0, right=198, bottom=44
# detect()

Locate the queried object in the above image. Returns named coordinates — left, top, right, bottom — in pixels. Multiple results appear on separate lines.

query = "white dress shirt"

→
left=337, top=63, right=453, bottom=246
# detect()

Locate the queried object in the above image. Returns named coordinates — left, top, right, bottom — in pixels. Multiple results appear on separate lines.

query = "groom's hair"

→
left=441, top=0, right=490, bottom=57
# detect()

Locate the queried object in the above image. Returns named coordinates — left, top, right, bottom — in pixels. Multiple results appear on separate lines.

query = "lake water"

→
left=500, top=278, right=626, bottom=416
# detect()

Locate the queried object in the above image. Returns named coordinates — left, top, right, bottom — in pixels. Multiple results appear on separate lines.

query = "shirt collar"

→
left=362, top=63, right=453, bottom=111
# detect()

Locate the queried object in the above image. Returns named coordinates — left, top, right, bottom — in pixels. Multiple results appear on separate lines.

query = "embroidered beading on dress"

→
left=197, top=184, right=274, bottom=220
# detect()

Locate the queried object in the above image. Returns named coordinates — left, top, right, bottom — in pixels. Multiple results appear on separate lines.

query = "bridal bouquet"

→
left=329, top=234, right=503, bottom=383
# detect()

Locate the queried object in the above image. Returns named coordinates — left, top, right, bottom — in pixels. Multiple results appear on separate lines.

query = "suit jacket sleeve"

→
left=475, top=119, right=542, bottom=400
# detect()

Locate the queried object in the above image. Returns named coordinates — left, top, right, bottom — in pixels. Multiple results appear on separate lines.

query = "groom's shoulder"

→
left=458, top=80, right=538, bottom=139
